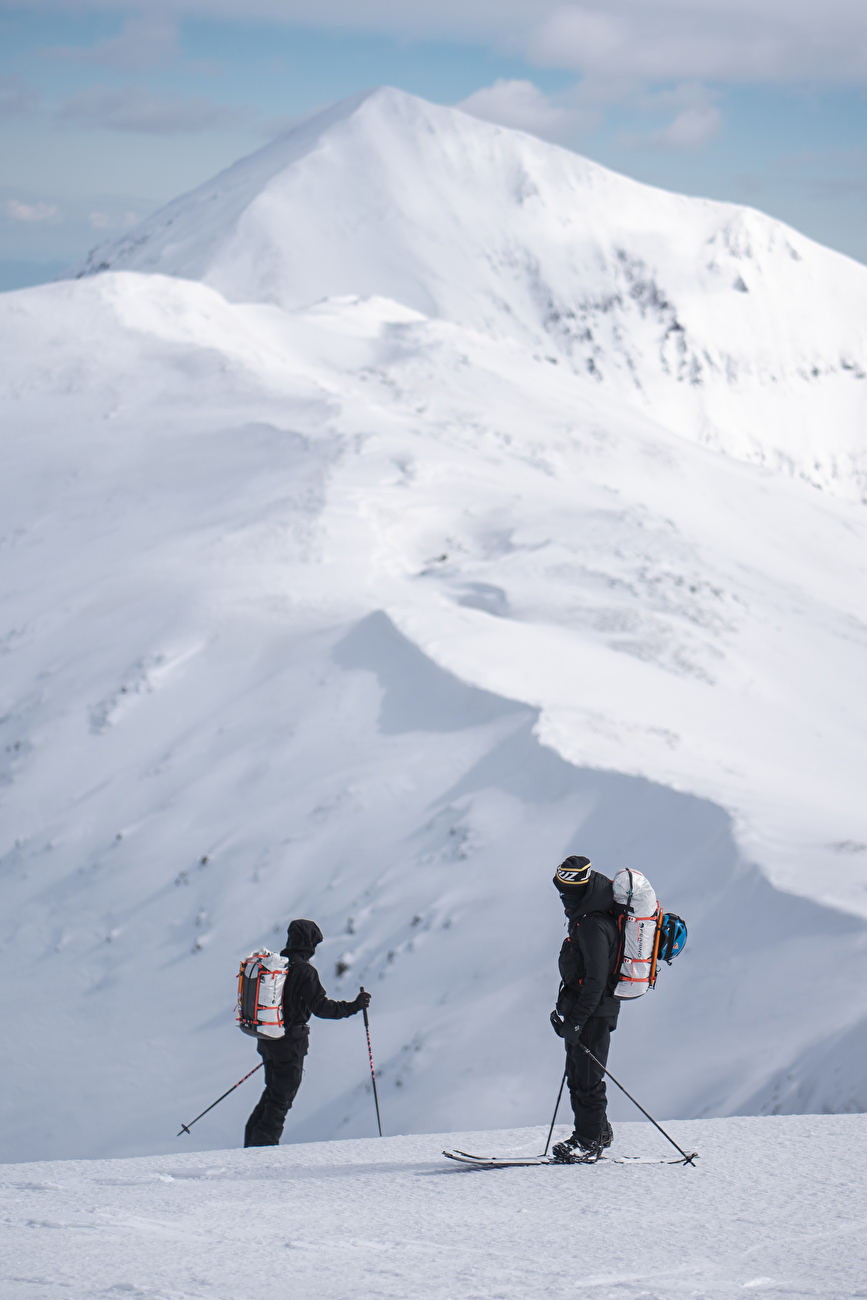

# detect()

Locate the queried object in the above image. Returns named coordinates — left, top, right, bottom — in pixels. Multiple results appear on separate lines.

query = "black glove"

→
left=550, top=1010, right=565, bottom=1038
left=353, top=990, right=371, bottom=1013
left=563, top=1019, right=584, bottom=1045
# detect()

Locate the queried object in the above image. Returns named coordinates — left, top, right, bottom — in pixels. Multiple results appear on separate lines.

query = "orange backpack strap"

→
left=648, top=902, right=663, bottom=989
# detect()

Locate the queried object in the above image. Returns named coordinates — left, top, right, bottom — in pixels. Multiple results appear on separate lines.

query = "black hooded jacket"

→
left=279, top=919, right=358, bottom=1030
left=557, top=872, right=621, bottom=1027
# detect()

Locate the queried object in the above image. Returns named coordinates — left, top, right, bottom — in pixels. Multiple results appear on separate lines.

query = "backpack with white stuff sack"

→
left=237, top=949, right=290, bottom=1039
left=611, top=868, right=687, bottom=999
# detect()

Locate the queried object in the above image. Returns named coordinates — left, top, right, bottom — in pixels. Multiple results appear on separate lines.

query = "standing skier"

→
left=549, top=856, right=621, bottom=1160
left=244, top=918, right=370, bottom=1147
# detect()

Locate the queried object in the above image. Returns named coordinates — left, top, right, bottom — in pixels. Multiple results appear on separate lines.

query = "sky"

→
left=1, top=1, right=866, bottom=291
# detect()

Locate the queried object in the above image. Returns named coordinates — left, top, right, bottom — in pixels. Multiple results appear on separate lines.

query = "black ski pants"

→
left=565, top=1014, right=617, bottom=1144
left=244, top=1027, right=309, bottom=1147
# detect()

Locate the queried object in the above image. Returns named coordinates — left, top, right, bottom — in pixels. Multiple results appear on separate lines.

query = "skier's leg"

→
left=245, top=1061, right=301, bottom=1145
left=564, top=1039, right=580, bottom=1129
left=244, top=1042, right=270, bottom=1147
left=571, top=1016, right=616, bottom=1146
left=244, top=1094, right=267, bottom=1147
left=246, top=1031, right=308, bottom=1147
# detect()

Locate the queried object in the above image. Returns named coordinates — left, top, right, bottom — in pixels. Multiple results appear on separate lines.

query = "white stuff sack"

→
left=237, top=949, right=289, bottom=1039
left=612, top=869, right=660, bottom=999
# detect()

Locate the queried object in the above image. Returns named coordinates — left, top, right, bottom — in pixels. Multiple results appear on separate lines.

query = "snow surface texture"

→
left=2, top=90, right=867, bottom=1164
left=2, top=1117, right=867, bottom=1300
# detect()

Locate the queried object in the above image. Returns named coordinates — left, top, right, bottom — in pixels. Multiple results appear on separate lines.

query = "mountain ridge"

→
left=64, top=86, right=867, bottom=501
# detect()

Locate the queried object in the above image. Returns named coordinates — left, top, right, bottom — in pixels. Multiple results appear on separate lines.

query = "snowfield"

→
left=2, top=89, right=867, bottom=1170
left=3, top=1116, right=867, bottom=1300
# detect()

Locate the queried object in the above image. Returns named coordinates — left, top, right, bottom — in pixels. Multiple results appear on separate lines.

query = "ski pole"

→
left=543, top=1067, right=568, bottom=1157
left=360, top=986, right=383, bottom=1137
left=177, top=1061, right=263, bottom=1137
left=575, top=1042, right=698, bottom=1165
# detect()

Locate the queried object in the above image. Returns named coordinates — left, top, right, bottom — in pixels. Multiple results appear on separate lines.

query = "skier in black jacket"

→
left=549, top=856, right=621, bottom=1160
left=244, top=918, right=370, bottom=1147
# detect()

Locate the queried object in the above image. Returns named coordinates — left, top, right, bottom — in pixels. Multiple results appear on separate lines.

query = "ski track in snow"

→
left=1, top=89, right=867, bottom=1166
left=2, top=1118, right=866, bottom=1300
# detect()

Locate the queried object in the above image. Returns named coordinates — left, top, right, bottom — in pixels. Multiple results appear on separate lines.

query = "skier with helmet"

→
left=549, top=855, right=621, bottom=1161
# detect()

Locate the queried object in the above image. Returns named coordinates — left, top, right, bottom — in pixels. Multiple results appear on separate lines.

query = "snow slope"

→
left=67, top=88, right=867, bottom=501
left=1, top=92, right=867, bottom=1165
left=3, top=1116, right=867, bottom=1300
left=2, top=269, right=866, bottom=1165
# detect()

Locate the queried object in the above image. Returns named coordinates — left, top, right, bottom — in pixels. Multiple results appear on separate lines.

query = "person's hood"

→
left=280, top=918, right=324, bottom=957
left=562, top=871, right=614, bottom=920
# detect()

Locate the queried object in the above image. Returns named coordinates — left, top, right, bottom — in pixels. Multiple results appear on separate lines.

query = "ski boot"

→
left=551, top=1121, right=612, bottom=1163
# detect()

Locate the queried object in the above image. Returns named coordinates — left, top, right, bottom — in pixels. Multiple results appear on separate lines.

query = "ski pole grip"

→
left=360, top=985, right=369, bottom=1026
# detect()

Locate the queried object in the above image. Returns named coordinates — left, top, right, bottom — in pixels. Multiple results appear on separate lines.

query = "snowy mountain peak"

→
left=65, top=87, right=867, bottom=499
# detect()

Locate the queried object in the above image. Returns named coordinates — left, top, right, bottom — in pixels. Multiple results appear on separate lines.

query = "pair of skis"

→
left=446, top=1046, right=699, bottom=1171
left=443, top=1147, right=696, bottom=1168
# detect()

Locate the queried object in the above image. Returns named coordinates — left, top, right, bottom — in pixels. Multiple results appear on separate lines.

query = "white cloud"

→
left=459, top=76, right=723, bottom=151
left=618, top=103, right=723, bottom=151
left=528, top=2, right=867, bottom=85
left=46, top=14, right=181, bottom=72
left=7, top=199, right=62, bottom=222
left=616, top=82, right=724, bottom=150
left=459, top=79, right=599, bottom=143
left=655, top=103, right=722, bottom=148
left=59, top=86, right=249, bottom=134
left=22, top=2, right=867, bottom=87
left=15, top=1, right=867, bottom=170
